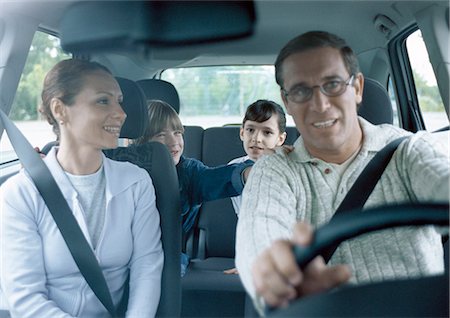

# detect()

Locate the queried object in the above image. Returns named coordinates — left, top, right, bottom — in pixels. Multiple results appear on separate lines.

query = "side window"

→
left=0, top=31, right=70, bottom=163
left=387, top=77, right=400, bottom=127
left=406, top=30, right=448, bottom=131
left=161, top=66, right=294, bottom=128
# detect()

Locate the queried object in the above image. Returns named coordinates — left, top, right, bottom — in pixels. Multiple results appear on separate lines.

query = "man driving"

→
left=235, top=31, right=449, bottom=315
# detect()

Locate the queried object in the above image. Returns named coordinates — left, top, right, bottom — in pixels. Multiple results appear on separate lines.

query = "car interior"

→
left=0, top=0, right=448, bottom=317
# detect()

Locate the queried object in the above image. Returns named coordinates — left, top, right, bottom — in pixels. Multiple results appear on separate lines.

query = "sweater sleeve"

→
left=126, top=171, right=163, bottom=318
left=235, top=153, right=299, bottom=313
left=397, top=131, right=449, bottom=202
left=0, top=175, right=74, bottom=318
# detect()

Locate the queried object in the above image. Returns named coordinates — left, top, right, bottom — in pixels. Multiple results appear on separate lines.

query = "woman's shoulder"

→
left=105, top=154, right=147, bottom=172
left=104, top=155, right=152, bottom=187
left=0, top=169, right=39, bottom=201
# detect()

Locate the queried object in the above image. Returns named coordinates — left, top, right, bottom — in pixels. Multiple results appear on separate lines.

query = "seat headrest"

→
left=358, top=77, right=394, bottom=125
left=137, top=79, right=180, bottom=113
left=116, top=77, right=148, bottom=139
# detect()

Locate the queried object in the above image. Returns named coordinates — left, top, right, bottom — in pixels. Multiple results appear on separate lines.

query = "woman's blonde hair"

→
left=134, top=100, right=184, bottom=145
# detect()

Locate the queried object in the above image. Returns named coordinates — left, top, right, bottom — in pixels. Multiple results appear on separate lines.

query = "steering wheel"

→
left=270, top=203, right=449, bottom=317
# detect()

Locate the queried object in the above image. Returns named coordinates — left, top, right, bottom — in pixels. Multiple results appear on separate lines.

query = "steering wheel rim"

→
left=270, top=203, right=449, bottom=317
left=294, top=203, right=448, bottom=269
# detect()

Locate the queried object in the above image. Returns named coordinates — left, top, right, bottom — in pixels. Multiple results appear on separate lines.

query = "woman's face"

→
left=58, top=70, right=126, bottom=151
left=150, top=127, right=185, bottom=164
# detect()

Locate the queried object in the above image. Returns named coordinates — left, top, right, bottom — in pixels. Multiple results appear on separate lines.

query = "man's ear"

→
left=239, top=126, right=245, bottom=141
left=354, top=73, right=364, bottom=105
left=277, top=131, right=287, bottom=146
left=50, top=97, right=66, bottom=122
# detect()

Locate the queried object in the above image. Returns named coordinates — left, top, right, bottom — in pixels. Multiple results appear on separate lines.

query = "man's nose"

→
left=309, top=88, right=331, bottom=113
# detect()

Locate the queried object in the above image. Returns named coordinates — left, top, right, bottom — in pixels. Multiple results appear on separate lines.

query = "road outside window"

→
left=162, top=66, right=295, bottom=128
left=0, top=32, right=70, bottom=165
left=406, top=30, right=448, bottom=131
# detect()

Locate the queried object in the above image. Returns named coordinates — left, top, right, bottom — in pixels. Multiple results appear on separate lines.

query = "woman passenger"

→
left=0, top=59, right=163, bottom=317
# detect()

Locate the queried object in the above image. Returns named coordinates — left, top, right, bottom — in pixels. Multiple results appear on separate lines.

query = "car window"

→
left=406, top=30, right=448, bottom=131
left=161, top=66, right=295, bottom=128
left=387, top=77, right=400, bottom=127
left=0, top=31, right=70, bottom=164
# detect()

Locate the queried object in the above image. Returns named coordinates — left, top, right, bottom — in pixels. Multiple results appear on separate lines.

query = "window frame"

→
left=388, top=24, right=424, bottom=132
left=388, top=25, right=447, bottom=132
left=0, top=28, right=71, bottom=167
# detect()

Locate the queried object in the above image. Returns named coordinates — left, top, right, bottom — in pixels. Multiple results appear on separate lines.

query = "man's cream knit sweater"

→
left=236, top=117, right=449, bottom=313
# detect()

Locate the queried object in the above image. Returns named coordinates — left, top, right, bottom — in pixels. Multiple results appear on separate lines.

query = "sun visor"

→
left=60, top=1, right=256, bottom=53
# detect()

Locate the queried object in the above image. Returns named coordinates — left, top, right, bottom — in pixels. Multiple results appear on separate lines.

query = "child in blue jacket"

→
left=106, top=100, right=252, bottom=276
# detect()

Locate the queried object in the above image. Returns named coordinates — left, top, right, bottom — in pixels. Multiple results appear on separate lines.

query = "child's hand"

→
left=21, top=147, right=45, bottom=169
left=34, top=147, right=46, bottom=159
left=223, top=267, right=239, bottom=275
left=264, top=145, right=294, bottom=156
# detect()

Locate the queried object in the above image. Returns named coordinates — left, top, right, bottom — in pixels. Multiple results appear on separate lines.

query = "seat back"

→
left=358, top=77, right=394, bottom=125
left=136, top=79, right=180, bottom=113
left=116, top=77, right=149, bottom=139
left=105, top=78, right=181, bottom=317
left=107, top=142, right=182, bottom=317
left=202, top=126, right=244, bottom=166
left=197, top=125, right=299, bottom=259
left=183, top=125, right=204, bottom=160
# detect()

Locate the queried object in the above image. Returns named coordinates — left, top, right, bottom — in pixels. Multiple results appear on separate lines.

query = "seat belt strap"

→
left=0, top=110, right=117, bottom=317
left=322, top=136, right=408, bottom=263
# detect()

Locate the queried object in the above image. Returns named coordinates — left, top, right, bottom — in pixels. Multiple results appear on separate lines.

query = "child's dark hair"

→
left=243, top=99, right=286, bottom=133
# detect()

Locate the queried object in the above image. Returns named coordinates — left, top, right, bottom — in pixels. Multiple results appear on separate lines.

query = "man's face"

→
left=280, top=47, right=364, bottom=163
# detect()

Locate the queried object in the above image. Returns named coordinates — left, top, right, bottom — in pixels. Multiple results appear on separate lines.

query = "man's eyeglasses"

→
left=282, top=75, right=355, bottom=103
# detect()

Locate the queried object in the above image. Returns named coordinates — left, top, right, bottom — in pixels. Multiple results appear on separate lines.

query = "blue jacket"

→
left=104, top=144, right=253, bottom=236
left=177, top=156, right=253, bottom=235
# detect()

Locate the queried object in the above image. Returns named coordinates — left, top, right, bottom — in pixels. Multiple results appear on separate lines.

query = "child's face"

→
left=151, top=128, right=184, bottom=165
left=240, top=114, right=286, bottom=161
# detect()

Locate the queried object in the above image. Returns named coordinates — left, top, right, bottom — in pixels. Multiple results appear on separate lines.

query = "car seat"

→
left=137, top=79, right=181, bottom=113
left=196, top=126, right=299, bottom=260
left=358, top=77, right=394, bottom=125
left=181, top=126, right=299, bottom=317
left=104, top=77, right=182, bottom=317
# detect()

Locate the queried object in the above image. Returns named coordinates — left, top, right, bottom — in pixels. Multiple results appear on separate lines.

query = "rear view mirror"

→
left=60, top=1, right=256, bottom=53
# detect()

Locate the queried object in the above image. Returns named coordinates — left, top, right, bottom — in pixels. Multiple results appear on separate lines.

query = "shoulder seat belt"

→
left=321, top=136, right=408, bottom=263
left=264, top=135, right=409, bottom=316
left=0, top=110, right=118, bottom=317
